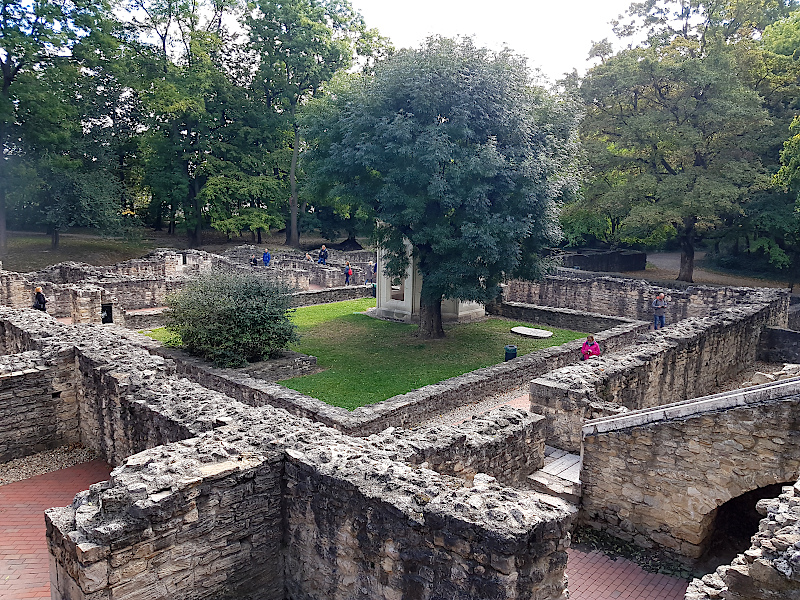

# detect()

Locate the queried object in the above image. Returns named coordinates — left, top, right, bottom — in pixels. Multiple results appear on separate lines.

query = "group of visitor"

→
left=249, top=249, right=271, bottom=267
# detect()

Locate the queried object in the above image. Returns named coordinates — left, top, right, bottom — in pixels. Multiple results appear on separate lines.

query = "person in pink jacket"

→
left=581, top=335, right=601, bottom=360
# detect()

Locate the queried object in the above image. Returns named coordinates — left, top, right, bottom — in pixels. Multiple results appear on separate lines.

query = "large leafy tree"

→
left=1, top=0, right=108, bottom=253
left=303, top=37, right=580, bottom=338
left=245, top=0, right=387, bottom=247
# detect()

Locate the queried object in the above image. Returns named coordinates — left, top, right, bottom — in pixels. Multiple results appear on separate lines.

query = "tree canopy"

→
left=303, top=37, right=580, bottom=337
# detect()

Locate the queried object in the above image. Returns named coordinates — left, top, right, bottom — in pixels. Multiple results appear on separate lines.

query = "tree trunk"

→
left=257, top=228, right=262, bottom=244
left=418, top=279, right=445, bottom=339
left=677, top=233, right=695, bottom=282
left=287, top=118, right=301, bottom=248
left=0, top=115, right=7, bottom=256
left=51, top=229, right=60, bottom=250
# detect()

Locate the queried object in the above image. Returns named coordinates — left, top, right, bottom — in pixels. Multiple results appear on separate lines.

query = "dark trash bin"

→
left=504, top=345, right=517, bottom=361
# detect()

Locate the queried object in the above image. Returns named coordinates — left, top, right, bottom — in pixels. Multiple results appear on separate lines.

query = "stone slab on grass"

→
left=511, top=326, right=553, bottom=338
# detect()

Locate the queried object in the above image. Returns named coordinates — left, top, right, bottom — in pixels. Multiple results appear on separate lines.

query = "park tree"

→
left=245, top=0, right=389, bottom=247
left=575, top=0, right=788, bottom=281
left=303, top=37, right=580, bottom=338
left=0, top=0, right=109, bottom=253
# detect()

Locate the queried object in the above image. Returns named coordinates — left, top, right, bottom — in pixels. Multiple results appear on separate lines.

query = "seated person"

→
left=581, top=335, right=601, bottom=360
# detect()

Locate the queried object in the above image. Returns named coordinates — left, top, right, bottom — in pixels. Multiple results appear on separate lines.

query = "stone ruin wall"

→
left=530, top=301, right=782, bottom=452
left=0, top=307, right=578, bottom=600
left=505, top=273, right=789, bottom=326
left=580, top=390, right=800, bottom=559
left=686, top=481, right=800, bottom=600
left=0, top=349, right=79, bottom=462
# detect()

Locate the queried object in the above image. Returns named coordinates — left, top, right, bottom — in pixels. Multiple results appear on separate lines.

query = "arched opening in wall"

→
left=696, top=482, right=791, bottom=573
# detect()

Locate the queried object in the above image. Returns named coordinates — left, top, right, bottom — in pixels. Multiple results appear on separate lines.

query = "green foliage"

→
left=165, top=270, right=298, bottom=367
left=282, top=300, right=584, bottom=410
left=573, top=0, right=789, bottom=280
left=303, top=37, right=580, bottom=334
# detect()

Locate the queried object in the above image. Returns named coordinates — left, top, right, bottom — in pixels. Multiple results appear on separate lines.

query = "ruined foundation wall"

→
left=283, top=452, right=576, bottom=600
left=46, top=438, right=285, bottom=600
left=0, top=350, right=79, bottom=461
left=505, top=276, right=788, bottom=326
left=758, top=326, right=800, bottom=363
left=531, top=304, right=777, bottom=452
left=160, top=320, right=646, bottom=436
left=290, top=285, right=373, bottom=307
left=4, top=306, right=576, bottom=600
left=489, top=300, right=636, bottom=333
left=366, top=407, right=546, bottom=487
left=581, top=393, right=800, bottom=558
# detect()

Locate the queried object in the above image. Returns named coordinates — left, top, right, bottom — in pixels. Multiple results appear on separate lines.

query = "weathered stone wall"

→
left=0, top=306, right=575, bottom=600
left=581, top=384, right=800, bottom=558
left=367, top=406, right=546, bottom=487
left=46, top=437, right=285, bottom=600
left=789, top=304, right=800, bottom=331
left=283, top=454, right=576, bottom=600
left=0, top=350, right=80, bottom=461
left=531, top=304, right=778, bottom=452
left=560, top=249, right=647, bottom=272
left=291, top=284, right=373, bottom=307
left=758, top=326, right=800, bottom=363
left=506, top=275, right=788, bottom=327
left=685, top=481, right=800, bottom=600
left=489, top=300, right=635, bottom=333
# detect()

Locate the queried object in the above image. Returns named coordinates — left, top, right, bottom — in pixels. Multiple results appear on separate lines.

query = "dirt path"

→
left=625, top=252, right=790, bottom=289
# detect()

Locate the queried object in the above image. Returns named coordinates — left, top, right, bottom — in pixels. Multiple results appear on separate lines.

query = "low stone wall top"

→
left=490, top=300, right=635, bottom=333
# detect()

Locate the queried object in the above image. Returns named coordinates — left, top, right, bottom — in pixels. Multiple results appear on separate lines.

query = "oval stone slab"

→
left=511, top=326, right=553, bottom=338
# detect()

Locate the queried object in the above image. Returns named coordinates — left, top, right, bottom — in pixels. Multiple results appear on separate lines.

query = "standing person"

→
left=581, top=335, right=601, bottom=360
left=366, top=261, right=374, bottom=284
left=250, top=254, right=258, bottom=267
left=317, top=245, right=328, bottom=265
left=344, top=261, right=352, bottom=285
left=652, top=292, right=668, bottom=330
left=262, top=249, right=271, bottom=266
left=32, top=287, right=47, bottom=312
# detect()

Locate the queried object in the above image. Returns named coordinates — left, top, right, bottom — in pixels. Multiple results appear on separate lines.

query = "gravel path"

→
left=0, top=445, right=100, bottom=487
left=417, top=385, right=529, bottom=428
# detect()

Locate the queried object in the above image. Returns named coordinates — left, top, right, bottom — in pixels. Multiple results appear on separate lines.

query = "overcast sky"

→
left=350, top=0, right=635, bottom=81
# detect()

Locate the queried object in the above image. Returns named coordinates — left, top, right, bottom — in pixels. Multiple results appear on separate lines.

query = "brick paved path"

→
left=0, top=460, right=111, bottom=599
left=567, top=548, right=689, bottom=599
left=0, top=460, right=689, bottom=600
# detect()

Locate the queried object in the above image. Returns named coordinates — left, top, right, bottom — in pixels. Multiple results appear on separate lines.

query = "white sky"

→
left=351, top=0, right=635, bottom=82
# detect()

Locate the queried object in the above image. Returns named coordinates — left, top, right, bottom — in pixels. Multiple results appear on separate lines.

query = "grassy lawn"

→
left=145, top=298, right=585, bottom=411
left=3, top=232, right=156, bottom=272
left=282, top=299, right=584, bottom=410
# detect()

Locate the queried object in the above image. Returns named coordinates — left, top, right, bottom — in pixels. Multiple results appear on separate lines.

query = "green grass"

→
left=143, top=298, right=585, bottom=411
left=282, top=299, right=584, bottom=410
left=4, top=232, right=155, bottom=272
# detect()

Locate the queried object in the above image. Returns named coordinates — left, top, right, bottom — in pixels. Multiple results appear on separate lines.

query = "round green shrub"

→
left=165, top=270, right=298, bottom=367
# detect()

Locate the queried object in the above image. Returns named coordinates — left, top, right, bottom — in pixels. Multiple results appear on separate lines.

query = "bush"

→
left=165, top=270, right=298, bottom=367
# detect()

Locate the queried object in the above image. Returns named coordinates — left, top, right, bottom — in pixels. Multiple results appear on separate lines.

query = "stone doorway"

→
left=695, top=482, right=790, bottom=574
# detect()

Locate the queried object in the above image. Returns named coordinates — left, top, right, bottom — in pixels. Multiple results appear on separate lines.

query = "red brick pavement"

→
left=0, top=460, right=689, bottom=600
left=0, top=460, right=111, bottom=599
left=568, top=548, right=689, bottom=600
